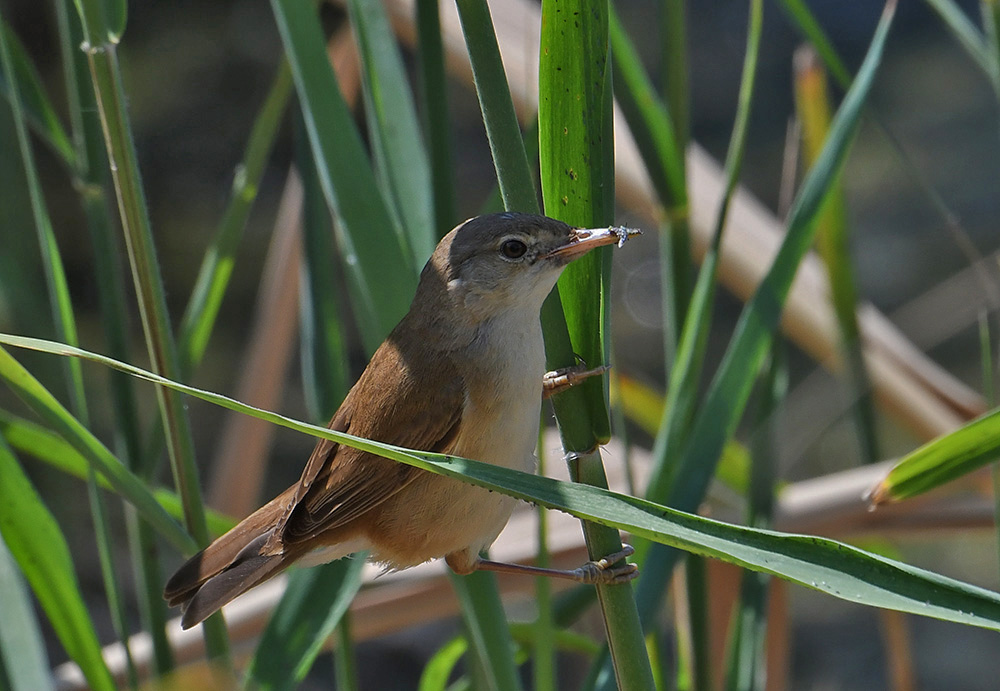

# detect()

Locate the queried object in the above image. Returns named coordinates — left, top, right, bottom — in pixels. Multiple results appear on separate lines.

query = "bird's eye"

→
left=500, top=239, right=528, bottom=260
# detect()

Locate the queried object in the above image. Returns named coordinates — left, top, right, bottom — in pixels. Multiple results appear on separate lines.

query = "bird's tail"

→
left=164, top=489, right=298, bottom=629
left=177, top=535, right=294, bottom=629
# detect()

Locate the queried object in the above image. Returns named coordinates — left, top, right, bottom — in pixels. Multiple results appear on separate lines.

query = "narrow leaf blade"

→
left=246, top=558, right=365, bottom=690
left=449, top=571, right=523, bottom=691
left=0, top=437, right=115, bottom=691
left=454, top=0, right=539, bottom=213
left=922, top=0, right=995, bottom=80
left=873, top=406, right=1000, bottom=503
left=347, top=0, right=436, bottom=264
left=0, top=538, right=52, bottom=691
left=7, top=334, right=1000, bottom=632
left=0, top=20, right=75, bottom=166
left=0, top=345, right=197, bottom=554
left=538, top=0, right=615, bottom=444
left=178, top=61, right=293, bottom=374
left=270, top=0, right=417, bottom=351
left=636, top=1, right=898, bottom=611
left=0, top=409, right=235, bottom=536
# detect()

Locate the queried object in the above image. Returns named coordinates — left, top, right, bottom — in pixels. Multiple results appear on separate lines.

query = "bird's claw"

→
left=572, top=544, right=639, bottom=585
left=543, top=363, right=610, bottom=399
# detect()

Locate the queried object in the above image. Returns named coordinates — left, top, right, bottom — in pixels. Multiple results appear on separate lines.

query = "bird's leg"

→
left=542, top=363, right=610, bottom=399
left=449, top=544, right=639, bottom=585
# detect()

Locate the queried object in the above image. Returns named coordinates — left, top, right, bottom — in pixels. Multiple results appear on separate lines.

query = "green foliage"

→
left=2, top=0, right=1000, bottom=687
left=794, top=48, right=878, bottom=466
left=450, top=571, right=523, bottom=691
left=636, top=1, right=897, bottom=614
left=419, top=636, right=470, bottom=691
left=0, top=438, right=115, bottom=691
left=9, top=335, right=1000, bottom=635
left=539, top=0, right=616, bottom=444
left=0, top=346, right=196, bottom=554
left=875, top=405, right=1000, bottom=502
left=538, top=0, right=653, bottom=687
left=178, top=62, right=293, bottom=375
left=271, top=0, right=417, bottom=352
left=0, top=410, right=235, bottom=535
left=0, top=538, right=52, bottom=691
left=348, top=0, right=436, bottom=264
left=246, top=558, right=365, bottom=690
left=0, top=21, right=75, bottom=166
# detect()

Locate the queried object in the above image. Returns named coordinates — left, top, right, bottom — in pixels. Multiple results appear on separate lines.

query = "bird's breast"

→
left=453, top=310, right=545, bottom=473
left=365, top=312, right=546, bottom=569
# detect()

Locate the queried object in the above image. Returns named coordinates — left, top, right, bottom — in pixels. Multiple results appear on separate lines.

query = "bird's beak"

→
left=545, top=225, right=642, bottom=262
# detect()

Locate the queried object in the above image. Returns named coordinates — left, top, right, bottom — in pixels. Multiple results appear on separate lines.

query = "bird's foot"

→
left=468, top=543, right=639, bottom=585
left=569, top=544, right=639, bottom=585
left=542, top=363, right=610, bottom=399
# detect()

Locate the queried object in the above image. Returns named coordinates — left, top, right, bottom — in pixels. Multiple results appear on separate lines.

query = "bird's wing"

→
left=273, top=338, right=465, bottom=548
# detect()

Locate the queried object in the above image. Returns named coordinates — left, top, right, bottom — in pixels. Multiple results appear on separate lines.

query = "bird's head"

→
left=422, top=212, right=637, bottom=321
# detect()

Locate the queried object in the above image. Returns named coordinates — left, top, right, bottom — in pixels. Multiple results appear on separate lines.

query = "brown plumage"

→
left=164, top=213, right=638, bottom=629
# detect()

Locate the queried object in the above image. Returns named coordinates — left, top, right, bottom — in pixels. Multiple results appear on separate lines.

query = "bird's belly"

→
left=367, top=408, right=538, bottom=570
left=370, top=475, right=519, bottom=569
left=368, top=342, right=543, bottom=569
left=364, top=309, right=546, bottom=570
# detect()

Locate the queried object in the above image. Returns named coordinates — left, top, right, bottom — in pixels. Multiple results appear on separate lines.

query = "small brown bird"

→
left=165, top=212, right=639, bottom=629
